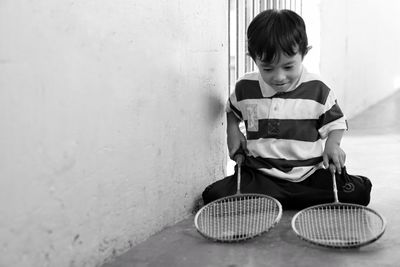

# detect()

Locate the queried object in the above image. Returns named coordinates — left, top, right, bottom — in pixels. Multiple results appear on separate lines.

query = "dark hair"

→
left=247, top=9, right=309, bottom=64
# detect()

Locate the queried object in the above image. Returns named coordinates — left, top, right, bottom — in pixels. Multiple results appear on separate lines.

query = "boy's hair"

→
left=247, top=9, right=309, bottom=64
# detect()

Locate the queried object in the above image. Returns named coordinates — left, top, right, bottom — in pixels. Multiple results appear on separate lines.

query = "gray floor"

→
left=103, top=91, right=400, bottom=267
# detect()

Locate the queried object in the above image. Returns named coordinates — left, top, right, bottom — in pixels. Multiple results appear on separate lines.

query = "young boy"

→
left=202, top=9, right=371, bottom=209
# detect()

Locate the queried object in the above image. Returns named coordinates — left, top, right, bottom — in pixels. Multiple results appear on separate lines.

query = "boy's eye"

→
left=263, top=68, right=272, bottom=72
left=284, top=65, right=293, bottom=70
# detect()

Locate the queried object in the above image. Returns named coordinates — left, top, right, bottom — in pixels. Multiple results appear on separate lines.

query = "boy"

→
left=202, top=9, right=371, bottom=209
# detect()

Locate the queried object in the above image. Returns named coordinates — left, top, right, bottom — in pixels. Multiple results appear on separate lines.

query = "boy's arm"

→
left=322, top=129, right=346, bottom=174
left=226, top=112, right=248, bottom=159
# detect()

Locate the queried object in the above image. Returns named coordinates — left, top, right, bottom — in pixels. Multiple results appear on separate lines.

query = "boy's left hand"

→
left=322, top=142, right=346, bottom=174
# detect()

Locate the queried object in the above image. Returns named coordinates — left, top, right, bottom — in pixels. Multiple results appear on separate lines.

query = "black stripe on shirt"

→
left=274, top=80, right=331, bottom=105
left=235, top=79, right=331, bottom=105
left=247, top=156, right=323, bottom=173
left=317, top=102, right=345, bottom=128
left=229, top=99, right=243, bottom=119
left=245, top=119, right=320, bottom=142
left=235, top=80, right=263, bottom=101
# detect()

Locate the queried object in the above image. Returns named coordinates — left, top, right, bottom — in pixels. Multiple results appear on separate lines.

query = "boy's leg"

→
left=201, top=173, right=236, bottom=205
left=202, top=165, right=290, bottom=205
left=202, top=165, right=372, bottom=209
left=291, top=167, right=372, bottom=208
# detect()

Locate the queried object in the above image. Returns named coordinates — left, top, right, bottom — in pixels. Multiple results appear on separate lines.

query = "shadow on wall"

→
left=206, top=93, right=226, bottom=124
left=189, top=81, right=228, bottom=214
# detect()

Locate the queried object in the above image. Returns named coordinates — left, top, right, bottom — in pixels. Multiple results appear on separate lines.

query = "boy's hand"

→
left=323, top=142, right=346, bottom=174
left=234, top=153, right=245, bottom=166
left=323, top=129, right=346, bottom=174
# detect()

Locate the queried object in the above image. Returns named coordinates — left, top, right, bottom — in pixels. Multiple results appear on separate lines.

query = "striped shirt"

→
left=226, top=67, right=347, bottom=182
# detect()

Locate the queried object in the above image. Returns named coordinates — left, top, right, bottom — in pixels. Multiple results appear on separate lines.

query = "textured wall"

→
left=0, top=1, right=228, bottom=266
left=318, top=0, right=400, bottom=118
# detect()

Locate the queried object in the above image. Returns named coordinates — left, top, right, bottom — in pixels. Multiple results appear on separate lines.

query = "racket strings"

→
left=293, top=205, right=385, bottom=247
left=196, top=195, right=281, bottom=241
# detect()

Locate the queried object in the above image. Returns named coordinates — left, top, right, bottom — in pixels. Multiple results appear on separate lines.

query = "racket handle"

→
left=234, top=147, right=246, bottom=194
left=235, top=154, right=244, bottom=194
left=236, top=161, right=242, bottom=194
left=331, top=171, right=339, bottom=203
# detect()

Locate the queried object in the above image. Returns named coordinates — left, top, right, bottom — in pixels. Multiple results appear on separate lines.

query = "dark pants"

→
left=202, top=165, right=372, bottom=210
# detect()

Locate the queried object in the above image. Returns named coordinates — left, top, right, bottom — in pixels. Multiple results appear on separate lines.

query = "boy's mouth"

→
left=272, top=82, right=292, bottom=92
left=273, top=83, right=287, bottom=87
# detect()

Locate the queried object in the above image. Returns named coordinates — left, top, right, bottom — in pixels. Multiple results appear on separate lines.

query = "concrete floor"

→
left=103, top=91, right=400, bottom=267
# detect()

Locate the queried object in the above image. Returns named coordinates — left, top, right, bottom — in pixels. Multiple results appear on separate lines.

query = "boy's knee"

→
left=201, top=175, right=236, bottom=205
left=357, top=175, right=372, bottom=205
left=341, top=175, right=372, bottom=206
left=202, top=184, right=216, bottom=205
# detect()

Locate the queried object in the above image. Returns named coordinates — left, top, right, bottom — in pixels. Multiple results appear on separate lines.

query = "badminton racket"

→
left=194, top=154, right=282, bottom=242
left=291, top=168, right=386, bottom=248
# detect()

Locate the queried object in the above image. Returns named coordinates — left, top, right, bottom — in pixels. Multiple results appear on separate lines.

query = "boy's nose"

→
left=273, top=70, right=285, bottom=82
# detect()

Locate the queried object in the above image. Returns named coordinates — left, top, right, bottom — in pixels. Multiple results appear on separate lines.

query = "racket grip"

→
left=236, top=161, right=242, bottom=194
left=233, top=147, right=246, bottom=166
left=234, top=148, right=245, bottom=194
left=332, top=171, right=339, bottom=203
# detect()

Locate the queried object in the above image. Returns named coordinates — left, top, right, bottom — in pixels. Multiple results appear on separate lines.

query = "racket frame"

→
left=291, top=171, right=386, bottom=248
left=291, top=202, right=386, bottom=248
left=194, top=156, right=283, bottom=242
left=194, top=192, right=282, bottom=242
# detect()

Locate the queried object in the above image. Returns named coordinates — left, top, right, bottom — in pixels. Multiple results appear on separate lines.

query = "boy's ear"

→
left=305, top=46, right=312, bottom=55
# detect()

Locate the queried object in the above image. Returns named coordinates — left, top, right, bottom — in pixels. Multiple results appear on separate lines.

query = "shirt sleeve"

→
left=225, top=89, right=243, bottom=120
left=318, top=89, right=348, bottom=139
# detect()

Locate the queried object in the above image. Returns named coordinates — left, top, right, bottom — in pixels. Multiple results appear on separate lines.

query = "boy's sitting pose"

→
left=202, top=9, right=371, bottom=209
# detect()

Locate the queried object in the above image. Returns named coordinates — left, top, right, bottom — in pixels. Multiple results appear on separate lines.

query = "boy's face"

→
left=255, top=52, right=303, bottom=93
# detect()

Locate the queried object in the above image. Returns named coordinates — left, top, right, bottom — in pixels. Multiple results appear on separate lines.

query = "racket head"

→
left=291, top=202, right=386, bottom=248
left=194, top=193, right=282, bottom=242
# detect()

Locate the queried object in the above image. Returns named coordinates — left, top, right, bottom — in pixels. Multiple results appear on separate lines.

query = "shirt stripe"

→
left=247, top=156, right=323, bottom=173
left=318, top=102, right=345, bottom=127
left=235, top=79, right=263, bottom=101
left=238, top=98, right=324, bottom=120
left=235, top=79, right=331, bottom=105
left=246, top=138, right=325, bottom=161
left=246, top=119, right=320, bottom=142
left=255, top=165, right=322, bottom=182
left=228, top=99, right=243, bottom=119
left=273, top=80, right=330, bottom=104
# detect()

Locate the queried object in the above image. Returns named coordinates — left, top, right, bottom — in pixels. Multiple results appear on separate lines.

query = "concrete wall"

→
left=317, top=0, right=400, bottom=118
left=0, top=1, right=228, bottom=266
